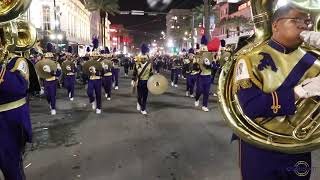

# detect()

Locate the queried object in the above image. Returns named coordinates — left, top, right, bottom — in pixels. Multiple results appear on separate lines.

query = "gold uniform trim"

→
left=0, top=66, right=6, bottom=84
left=271, top=91, right=281, bottom=114
left=46, top=76, right=56, bottom=81
left=90, top=76, right=101, bottom=80
left=104, top=72, right=112, bottom=76
left=0, top=98, right=26, bottom=112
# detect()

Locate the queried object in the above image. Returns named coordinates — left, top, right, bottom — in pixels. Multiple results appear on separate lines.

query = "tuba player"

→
left=233, top=5, right=319, bottom=180
left=0, top=28, right=32, bottom=179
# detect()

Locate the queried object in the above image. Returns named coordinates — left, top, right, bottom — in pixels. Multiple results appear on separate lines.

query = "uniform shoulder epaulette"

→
left=233, top=54, right=262, bottom=94
left=10, top=57, right=29, bottom=80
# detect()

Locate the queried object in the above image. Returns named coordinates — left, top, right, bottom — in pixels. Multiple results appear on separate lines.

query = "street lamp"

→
left=50, top=34, right=56, bottom=40
left=167, top=39, right=174, bottom=48
left=57, top=34, right=63, bottom=40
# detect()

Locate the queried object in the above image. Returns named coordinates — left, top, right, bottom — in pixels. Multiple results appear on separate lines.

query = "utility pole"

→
left=53, top=0, right=58, bottom=52
left=191, top=10, right=195, bottom=48
left=204, top=0, right=211, bottom=41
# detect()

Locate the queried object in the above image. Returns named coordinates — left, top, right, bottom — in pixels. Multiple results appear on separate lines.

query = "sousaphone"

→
left=61, top=60, right=76, bottom=74
left=100, top=59, right=113, bottom=69
left=0, top=0, right=32, bottom=23
left=35, top=59, right=57, bottom=79
left=83, top=60, right=102, bottom=76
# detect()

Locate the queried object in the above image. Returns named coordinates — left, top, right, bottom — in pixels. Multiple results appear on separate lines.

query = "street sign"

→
left=120, top=11, right=130, bottom=15
left=131, top=10, right=144, bottom=15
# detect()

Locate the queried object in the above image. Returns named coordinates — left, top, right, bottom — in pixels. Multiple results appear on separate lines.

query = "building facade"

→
left=166, top=9, right=192, bottom=50
left=26, top=0, right=111, bottom=54
left=213, top=0, right=254, bottom=46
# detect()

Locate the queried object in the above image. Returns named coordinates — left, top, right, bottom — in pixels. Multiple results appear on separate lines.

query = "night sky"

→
left=109, top=0, right=204, bottom=45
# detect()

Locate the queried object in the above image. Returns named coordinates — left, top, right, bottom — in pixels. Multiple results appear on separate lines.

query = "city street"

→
left=19, top=70, right=320, bottom=180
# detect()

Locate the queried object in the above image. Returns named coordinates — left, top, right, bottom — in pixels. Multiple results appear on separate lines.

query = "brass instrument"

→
left=34, top=59, right=57, bottom=79
left=218, top=0, right=320, bottom=154
left=15, top=19, right=37, bottom=52
left=199, top=52, right=213, bottom=65
left=61, top=60, right=76, bottom=74
left=147, top=74, right=168, bottom=95
left=0, top=0, right=32, bottom=22
left=100, top=59, right=113, bottom=70
left=83, top=60, right=102, bottom=76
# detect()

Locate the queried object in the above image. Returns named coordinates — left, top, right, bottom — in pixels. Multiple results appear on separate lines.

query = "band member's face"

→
left=272, top=9, right=311, bottom=47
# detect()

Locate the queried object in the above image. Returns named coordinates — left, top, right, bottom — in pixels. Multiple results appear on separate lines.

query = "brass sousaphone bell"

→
left=100, top=59, right=113, bottom=69
left=61, top=60, right=76, bottom=74
left=35, top=59, right=57, bottom=79
left=199, top=52, right=213, bottom=66
left=0, top=0, right=32, bottom=22
left=147, top=74, right=168, bottom=95
left=83, top=60, right=102, bottom=76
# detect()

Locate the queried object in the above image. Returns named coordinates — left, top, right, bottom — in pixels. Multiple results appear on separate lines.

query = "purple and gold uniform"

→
left=234, top=39, right=319, bottom=180
left=0, top=55, right=32, bottom=179
left=171, top=58, right=182, bottom=86
left=195, top=60, right=212, bottom=111
left=64, top=63, right=77, bottom=100
left=102, top=60, right=113, bottom=99
left=44, top=63, right=61, bottom=113
left=189, top=60, right=200, bottom=97
left=132, top=60, right=153, bottom=113
left=87, top=70, right=102, bottom=112
left=111, top=58, right=120, bottom=89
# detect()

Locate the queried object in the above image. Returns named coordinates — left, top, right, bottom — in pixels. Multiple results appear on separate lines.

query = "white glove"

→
left=131, top=80, right=135, bottom=87
left=89, top=66, right=96, bottom=74
left=300, top=31, right=320, bottom=49
left=204, top=58, right=211, bottom=65
left=57, top=63, right=61, bottom=70
left=43, top=65, right=51, bottom=73
left=294, top=75, right=320, bottom=98
left=66, top=65, right=71, bottom=71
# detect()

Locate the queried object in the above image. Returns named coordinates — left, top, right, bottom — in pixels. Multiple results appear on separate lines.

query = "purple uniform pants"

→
left=64, top=75, right=75, bottom=98
left=102, top=76, right=112, bottom=98
left=186, top=73, right=192, bottom=92
left=44, top=80, right=57, bottom=109
left=189, top=74, right=199, bottom=96
left=240, top=140, right=311, bottom=180
left=137, top=80, right=148, bottom=111
left=0, top=104, right=32, bottom=180
left=195, top=75, right=211, bottom=107
left=87, top=79, right=102, bottom=110
left=112, top=68, right=120, bottom=86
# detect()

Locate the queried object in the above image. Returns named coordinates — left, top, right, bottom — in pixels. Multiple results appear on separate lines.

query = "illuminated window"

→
left=42, top=5, right=51, bottom=30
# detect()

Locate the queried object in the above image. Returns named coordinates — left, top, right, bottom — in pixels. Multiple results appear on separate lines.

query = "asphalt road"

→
left=2, top=69, right=320, bottom=180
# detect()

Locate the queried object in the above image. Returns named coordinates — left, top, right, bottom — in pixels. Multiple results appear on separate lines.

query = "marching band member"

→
left=171, top=56, right=183, bottom=88
left=189, top=49, right=200, bottom=98
left=64, top=46, right=77, bottom=101
left=87, top=51, right=102, bottom=114
left=123, top=57, right=130, bottom=77
left=43, top=43, right=61, bottom=115
left=211, top=53, right=220, bottom=97
left=0, top=42, right=33, bottom=179
left=194, top=36, right=212, bottom=112
left=102, top=49, right=113, bottom=101
left=233, top=5, right=317, bottom=180
left=132, top=44, right=153, bottom=115
left=185, top=49, right=193, bottom=97
left=111, top=56, right=120, bottom=90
